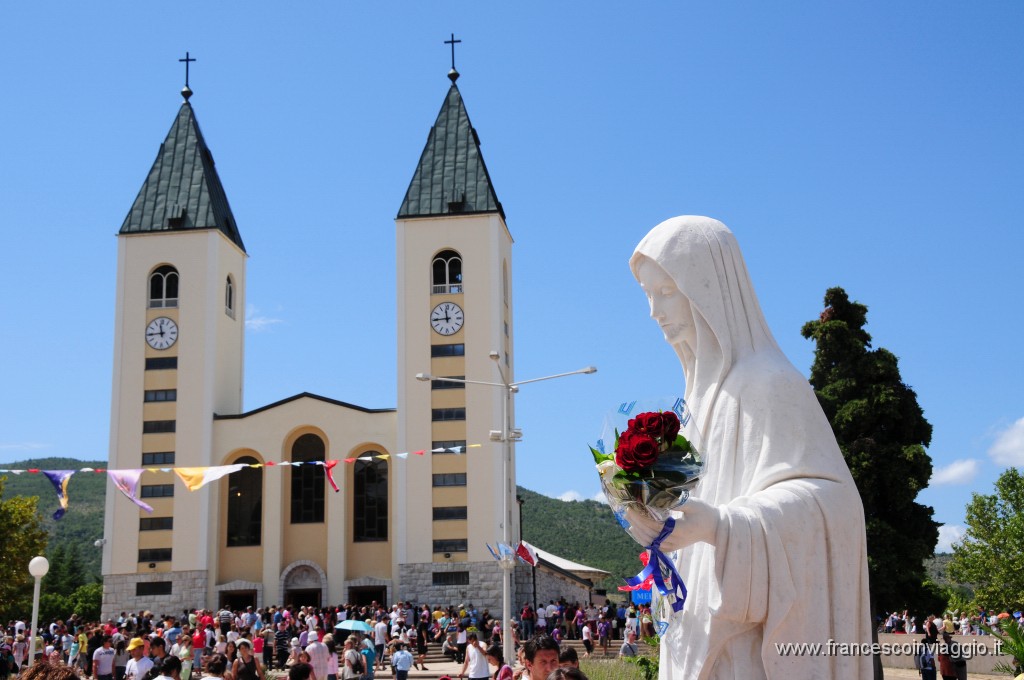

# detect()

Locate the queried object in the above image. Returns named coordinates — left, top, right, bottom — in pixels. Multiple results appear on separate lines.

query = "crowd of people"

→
left=883, top=608, right=1024, bottom=637
left=1, top=598, right=652, bottom=680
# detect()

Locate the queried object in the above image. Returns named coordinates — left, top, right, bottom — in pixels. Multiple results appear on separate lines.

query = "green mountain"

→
left=0, top=458, right=107, bottom=580
left=517, top=486, right=643, bottom=593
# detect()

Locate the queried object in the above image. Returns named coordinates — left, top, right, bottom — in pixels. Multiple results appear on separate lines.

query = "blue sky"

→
left=2, top=2, right=1022, bottom=553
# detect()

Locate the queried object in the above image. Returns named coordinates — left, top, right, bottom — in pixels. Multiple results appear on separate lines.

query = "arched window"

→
left=149, top=265, right=179, bottom=308
left=291, top=433, right=325, bottom=524
left=226, top=456, right=262, bottom=546
left=353, top=457, right=387, bottom=541
left=225, top=276, right=235, bottom=318
left=431, top=250, right=463, bottom=294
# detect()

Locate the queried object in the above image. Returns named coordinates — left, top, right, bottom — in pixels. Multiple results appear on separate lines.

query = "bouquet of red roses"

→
left=590, top=401, right=704, bottom=622
left=590, top=407, right=702, bottom=522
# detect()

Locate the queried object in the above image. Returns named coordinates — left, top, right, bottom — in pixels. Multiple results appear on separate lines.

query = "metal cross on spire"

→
left=179, top=51, right=196, bottom=101
left=445, top=33, right=462, bottom=83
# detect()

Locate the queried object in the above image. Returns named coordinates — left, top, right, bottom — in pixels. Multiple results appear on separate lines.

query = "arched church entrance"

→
left=280, top=561, right=327, bottom=608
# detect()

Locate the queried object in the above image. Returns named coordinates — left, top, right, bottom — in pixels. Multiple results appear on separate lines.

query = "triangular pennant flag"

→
left=412, top=450, right=425, bottom=456
left=323, top=460, right=340, bottom=493
left=174, top=464, right=246, bottom=492
left=344, top=457, right=358, bottom=463
left=42, top=470, right=75, bottom=520
left=377, top=453, right=390, bottom=460
left=108, top=469, right=154, bottom=513
left=396, top=452, right=409, bottom=460
left=468, top=444, right=482, bottom=448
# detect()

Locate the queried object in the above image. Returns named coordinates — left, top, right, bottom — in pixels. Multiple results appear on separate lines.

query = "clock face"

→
left=430, top=302, right=464, bottom=336
left=145, top=317, right=179, bottom=350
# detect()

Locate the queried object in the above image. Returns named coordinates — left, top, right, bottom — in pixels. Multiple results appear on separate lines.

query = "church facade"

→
left=98, top=68, right=597, bottom=615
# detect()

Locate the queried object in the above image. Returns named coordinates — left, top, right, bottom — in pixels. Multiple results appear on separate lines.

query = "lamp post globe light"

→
left=417, top=354, right=596, bottom=666
left=27, top=555, right=49, bottom=667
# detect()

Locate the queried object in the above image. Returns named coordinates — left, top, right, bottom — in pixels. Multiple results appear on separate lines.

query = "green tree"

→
left=70, top=582, right=103, bottom=621
left=948, top=468, right=1024, bottom=610
left=801, top=287, right=938, bottom=614
left=0, top=476, right=49, bottom=621
left=47, top=542, right=86, bottom=594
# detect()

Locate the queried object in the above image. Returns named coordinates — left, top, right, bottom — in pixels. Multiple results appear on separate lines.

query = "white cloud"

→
left=989, top=418, right=1024, bottom=466
left=931, top=459, right=980, bottom=486
left=558, top=490, right=583, bottom=502
left=0, top=442, right=48, bottom=451
left=591, top=491, right=608, bottom=504
left=245, top=304, right=284, bottom=332
left=936, top=524, right=966, bottom=554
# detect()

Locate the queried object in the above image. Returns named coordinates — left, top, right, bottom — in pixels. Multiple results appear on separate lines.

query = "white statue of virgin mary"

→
left=627, top=216, right=872, bottom=679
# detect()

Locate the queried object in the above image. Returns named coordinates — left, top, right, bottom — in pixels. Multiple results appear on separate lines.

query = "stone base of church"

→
left=514, top=563, right=594, bottom=608
left=102, top=570, right=208, bottom=618
left=398, top=561, right=521, bottom=613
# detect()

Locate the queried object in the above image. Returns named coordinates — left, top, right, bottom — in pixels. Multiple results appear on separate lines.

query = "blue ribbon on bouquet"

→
left=624, top=517, right=688, bottom=613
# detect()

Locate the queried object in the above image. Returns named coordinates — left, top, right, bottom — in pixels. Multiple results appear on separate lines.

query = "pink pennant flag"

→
left=107, top=469, right=154, bottom=513
left=323, top=460, right=340, bottom=492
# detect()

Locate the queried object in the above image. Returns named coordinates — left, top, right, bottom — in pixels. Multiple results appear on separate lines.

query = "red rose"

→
left=616, top=431, right=659, bottom=471
left=633, top=412, right=665, bottom=438
left=662, top=411, right=680, bottom=442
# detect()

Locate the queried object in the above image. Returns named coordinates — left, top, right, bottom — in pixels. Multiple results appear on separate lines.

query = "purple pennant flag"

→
left=42, top=470, right=75, bottom=520
left=107, top=469, right=154, bottom=513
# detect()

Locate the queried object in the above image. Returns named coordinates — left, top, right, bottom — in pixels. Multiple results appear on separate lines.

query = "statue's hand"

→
left=625, top=498, right=720, bottom=551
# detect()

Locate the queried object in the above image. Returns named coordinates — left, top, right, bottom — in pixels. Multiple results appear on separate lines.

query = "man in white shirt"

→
left=93, top=636, right=117, bottom=680
left=124, top=638, right=153, bottom=680
left=304, top=632, right=329, bottom=680
left=457, top=632, right=489, bottom=680
left=373, top=619, right=388, bottom=670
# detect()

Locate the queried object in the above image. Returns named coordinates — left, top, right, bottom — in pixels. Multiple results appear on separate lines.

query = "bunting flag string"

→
left=0, top=441, right=491, bottom=519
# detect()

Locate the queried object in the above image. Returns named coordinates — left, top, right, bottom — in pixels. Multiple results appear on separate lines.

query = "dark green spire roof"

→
left=398, top=83, right=504, bottom=220
left=120, top=102, right=245, bottom=252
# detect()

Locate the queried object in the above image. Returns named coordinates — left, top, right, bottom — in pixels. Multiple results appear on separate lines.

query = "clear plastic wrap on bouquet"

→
left=590, top=398, right=704, bottom=627
left=592, top=397, right=704, bottom=525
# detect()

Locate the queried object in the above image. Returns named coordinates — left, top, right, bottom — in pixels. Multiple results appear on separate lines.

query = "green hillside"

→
left=517, top=486, right=643, bottom=593
left=0, top=458, right=107, bottom=579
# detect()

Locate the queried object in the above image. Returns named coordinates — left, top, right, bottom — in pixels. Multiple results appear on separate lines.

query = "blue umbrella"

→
left=335, top=619, right=373, bottom=632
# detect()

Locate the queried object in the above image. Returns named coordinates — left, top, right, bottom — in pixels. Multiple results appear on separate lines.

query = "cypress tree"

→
left=801, top=287, right=938, bottom=615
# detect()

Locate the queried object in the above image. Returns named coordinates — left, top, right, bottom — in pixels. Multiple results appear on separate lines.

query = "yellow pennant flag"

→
left=174, top=464, right=246, bottom=492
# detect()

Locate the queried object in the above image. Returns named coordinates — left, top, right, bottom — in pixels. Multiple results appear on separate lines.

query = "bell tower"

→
left=102, top=81, right=247, bottom=612
left=394, top=63, right=517, bottom=606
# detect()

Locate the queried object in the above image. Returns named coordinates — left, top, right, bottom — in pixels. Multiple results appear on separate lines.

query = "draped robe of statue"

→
left=630, top=216, right=872, bottom=679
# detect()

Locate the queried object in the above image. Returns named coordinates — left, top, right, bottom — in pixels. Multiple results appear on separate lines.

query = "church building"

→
left=99, top=60, right=602, bottom=615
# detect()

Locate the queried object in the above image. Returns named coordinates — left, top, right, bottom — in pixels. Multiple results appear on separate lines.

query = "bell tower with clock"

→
left=102, top=82, right=247, bottom=604
left=394, top=62, right=517, bottom=601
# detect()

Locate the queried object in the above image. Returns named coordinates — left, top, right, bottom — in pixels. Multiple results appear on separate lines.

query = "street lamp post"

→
left=27, top=555, right=49, bottom=668
left=417, top=354, right=596, bottom=666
